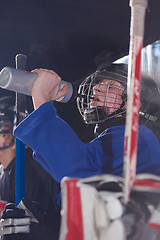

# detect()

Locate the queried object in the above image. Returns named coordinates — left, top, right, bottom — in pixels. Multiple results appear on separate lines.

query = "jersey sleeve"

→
left=14, top=102, right=104, bottom=182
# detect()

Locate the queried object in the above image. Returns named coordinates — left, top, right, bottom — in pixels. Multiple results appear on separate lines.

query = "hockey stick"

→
left=123, top=0, right=148, bottom=203
left=15, top=54, right=27, bottom=205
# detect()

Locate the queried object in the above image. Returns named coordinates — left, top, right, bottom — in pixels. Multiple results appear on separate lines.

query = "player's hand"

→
left=31, top=69, right=68, bottom=109
left=0, top=199, right=59, bottom=240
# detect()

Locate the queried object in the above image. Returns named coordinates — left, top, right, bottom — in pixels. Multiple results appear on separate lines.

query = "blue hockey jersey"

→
left=14, top=102, right=160, bottom=183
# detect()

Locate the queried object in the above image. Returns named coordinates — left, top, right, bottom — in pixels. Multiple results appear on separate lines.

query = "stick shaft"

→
left=15, top=54, right=27, bottom=205
left=123, top=0, right=148, bottom=203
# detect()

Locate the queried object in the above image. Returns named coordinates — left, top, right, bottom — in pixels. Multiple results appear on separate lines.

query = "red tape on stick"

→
left=65, top=179, right=83, bottom=240
left=123, top=0, right=148, bottom=203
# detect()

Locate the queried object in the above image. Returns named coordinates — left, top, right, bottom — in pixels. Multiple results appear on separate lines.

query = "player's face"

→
left=0, top=124, right=13, bottom=150
left=90, top=79, right=125, bottom=115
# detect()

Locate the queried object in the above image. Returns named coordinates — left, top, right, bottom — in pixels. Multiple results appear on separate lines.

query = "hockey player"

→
left=13, top=63, right=160, bottom=186
left=0, top=90, right=61, bottom=240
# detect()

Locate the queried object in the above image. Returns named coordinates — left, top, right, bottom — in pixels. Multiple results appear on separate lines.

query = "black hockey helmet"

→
left=0, top=89, right=16, bottom=149
left=77, top=63, right=160, bottom=124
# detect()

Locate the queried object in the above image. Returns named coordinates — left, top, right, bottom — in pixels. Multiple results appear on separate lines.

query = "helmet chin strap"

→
left=83, top=100, right=126, bottom=125
left=105, top=101, right=126, bottom=119
left=0, top=138, right=15, bottom=150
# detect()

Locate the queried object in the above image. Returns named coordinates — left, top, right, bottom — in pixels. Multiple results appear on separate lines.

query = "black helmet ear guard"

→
left=77, top=63, right=160, bottom=125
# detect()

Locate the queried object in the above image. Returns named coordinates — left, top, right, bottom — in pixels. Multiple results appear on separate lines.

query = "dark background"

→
left=0, top=0, right=160, bottom=141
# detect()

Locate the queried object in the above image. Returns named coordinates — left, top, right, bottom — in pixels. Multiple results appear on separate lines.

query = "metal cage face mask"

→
left=77, top=70, right=127, bottom=124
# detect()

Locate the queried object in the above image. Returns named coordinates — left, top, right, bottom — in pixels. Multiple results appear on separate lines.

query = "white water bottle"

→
left=0, top=67, right=73, bottom=103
